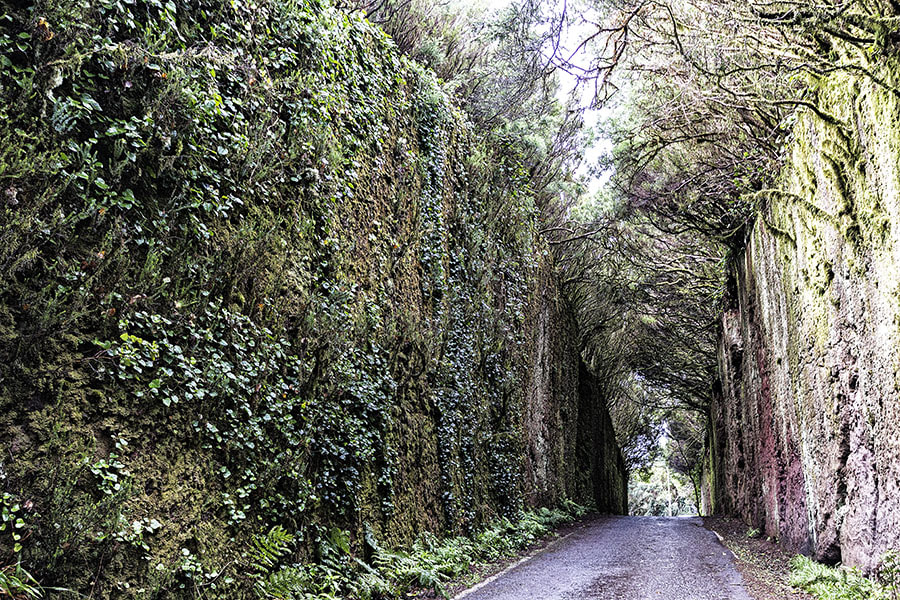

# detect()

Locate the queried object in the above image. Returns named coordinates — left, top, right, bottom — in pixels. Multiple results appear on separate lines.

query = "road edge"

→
left=703, top=516, right=814, bottom=600
left=452, top=532, right=575, bottom=600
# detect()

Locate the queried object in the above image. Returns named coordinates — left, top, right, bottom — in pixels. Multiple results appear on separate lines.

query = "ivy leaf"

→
left=81, top=94, right=102, bottom=112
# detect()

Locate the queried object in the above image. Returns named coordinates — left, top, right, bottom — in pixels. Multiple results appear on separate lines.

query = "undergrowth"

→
left=0, top=562, right=41, bottom=599
left=250, top=501, right=588, bottom=600
left=790, top=553, right=900, bottom=600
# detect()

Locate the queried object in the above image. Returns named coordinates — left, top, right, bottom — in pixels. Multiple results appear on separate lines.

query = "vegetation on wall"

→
left=0, top=0, right=618, bottom=596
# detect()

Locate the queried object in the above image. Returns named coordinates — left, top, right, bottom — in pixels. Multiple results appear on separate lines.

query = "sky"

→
left=458, top=0, right=614, bottom=196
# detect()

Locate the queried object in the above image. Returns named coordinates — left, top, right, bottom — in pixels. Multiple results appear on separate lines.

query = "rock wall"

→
left=0, top=1, right=625, bottom=595
left=522, top=273, right=627, bottom=515
left=577, top=363, right=629, bottom=513
left=704, top=64, right=900, bottom=571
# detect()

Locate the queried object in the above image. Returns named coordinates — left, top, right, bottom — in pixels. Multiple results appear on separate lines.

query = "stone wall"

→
left=704, top=64, right=900, bottom=571
left=0, top=1, right=625, bottom=593
left=522, top=267, right=628, bottom=515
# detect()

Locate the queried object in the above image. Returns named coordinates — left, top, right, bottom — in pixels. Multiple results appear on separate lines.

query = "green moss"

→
left=717, top=46, right=900, bottom=567
left=0, top=0, right=615, bottom=596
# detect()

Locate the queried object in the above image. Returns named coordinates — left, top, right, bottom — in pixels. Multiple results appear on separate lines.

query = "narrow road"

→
left=457, top=517, right=753, bottom=600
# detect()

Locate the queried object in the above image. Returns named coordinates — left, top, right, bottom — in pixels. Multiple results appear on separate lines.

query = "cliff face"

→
left=0, top=1, right=624, bottom=595
left=704, top=64, right=900, bottom=571
left=523, top=274, right=627, bottom=513
left=577, top=363, right=629, bottom=513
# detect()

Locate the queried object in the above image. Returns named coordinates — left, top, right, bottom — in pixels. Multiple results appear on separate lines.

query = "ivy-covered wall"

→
left=0, top=0, right=624, bottom=596
left=704, top=58, right=900, bottom=572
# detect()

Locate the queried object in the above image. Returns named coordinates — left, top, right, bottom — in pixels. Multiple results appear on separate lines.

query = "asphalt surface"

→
left=457, top=516, right=753, bottom=600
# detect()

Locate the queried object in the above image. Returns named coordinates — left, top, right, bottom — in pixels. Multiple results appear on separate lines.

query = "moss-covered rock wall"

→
left=0, top=1, right=625, bottom=596
left=704, top=60, right=900, bottom=571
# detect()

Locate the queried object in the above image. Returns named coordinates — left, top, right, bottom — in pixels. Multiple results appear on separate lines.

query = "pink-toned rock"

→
left=703, top=69, right=900, bottom=573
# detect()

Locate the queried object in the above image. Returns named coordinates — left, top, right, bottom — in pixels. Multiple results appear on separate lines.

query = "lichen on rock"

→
left=705, top=59, right=900, bottom=573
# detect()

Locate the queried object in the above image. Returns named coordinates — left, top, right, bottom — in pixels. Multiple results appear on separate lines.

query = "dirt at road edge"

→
left=704, top=516, right=814, bottom=600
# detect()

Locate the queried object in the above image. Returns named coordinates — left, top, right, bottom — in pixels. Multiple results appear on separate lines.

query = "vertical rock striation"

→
left=704, top=66, right=900, bottom=571
left=522, top=266, right=628, bottom=515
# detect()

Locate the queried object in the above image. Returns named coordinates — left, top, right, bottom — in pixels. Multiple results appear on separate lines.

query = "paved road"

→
left=457, top=517, right=753, bottom=600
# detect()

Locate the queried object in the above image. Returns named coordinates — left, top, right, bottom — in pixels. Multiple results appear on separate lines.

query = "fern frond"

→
left=249, top=526, right=294, bottom=573
left=254, top=566, right=308, bottom=600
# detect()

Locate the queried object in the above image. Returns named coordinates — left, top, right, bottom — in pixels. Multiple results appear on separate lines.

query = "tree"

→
left=545, top=0, right=900, bottom=493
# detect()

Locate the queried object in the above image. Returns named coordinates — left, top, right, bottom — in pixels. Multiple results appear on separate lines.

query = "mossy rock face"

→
left=707, top=56, right=900, bottom=573
left=0, top=1, right=624, bottom=596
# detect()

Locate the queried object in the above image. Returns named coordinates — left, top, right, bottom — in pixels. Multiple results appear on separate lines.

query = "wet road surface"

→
left=457, top=516, right=753, bottom=600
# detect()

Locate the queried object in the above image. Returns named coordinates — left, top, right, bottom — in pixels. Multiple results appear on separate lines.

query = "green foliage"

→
left=253, top=564, right=350, bottom=600
left=367, top=503, right=585, bottom=598
left=0, top=492, right=42, bottom=598
left=628, top=459, right=697, bottom=517
left=0, top=562, right=42, bottom=600
left=0, top=493, right=28, bottom=555
left=0, top=0, right=591, bottom=596
left=249, top=526, right=294, bottom=573
left=789, top=555, right=896, bottom=600
left=247, top=526, right=324, bottom=600
left=243, top=504, right=585, bottom=600
left=880, top=551, right=900, bottom=600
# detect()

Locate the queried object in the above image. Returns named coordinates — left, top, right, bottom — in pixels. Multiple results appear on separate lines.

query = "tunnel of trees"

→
left=352, top=0, right=900, bottom=515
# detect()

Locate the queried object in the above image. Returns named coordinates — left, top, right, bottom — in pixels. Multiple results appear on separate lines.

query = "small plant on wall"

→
left=880, top=550, right=900, bottom=600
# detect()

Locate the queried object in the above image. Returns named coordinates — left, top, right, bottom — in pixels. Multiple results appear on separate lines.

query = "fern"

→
left=249, top=526, right=294, bottom=573
left=790, top=555, right=886, bottom=600
left=254, top=566, right=311, bottom=600
left=373, top=545, right=448, bottom=598
left=249, top=506, right=582, bottom=600
left=348, top=566, right=392, bottom=600
left=327, top=527, right=351, bottom=555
